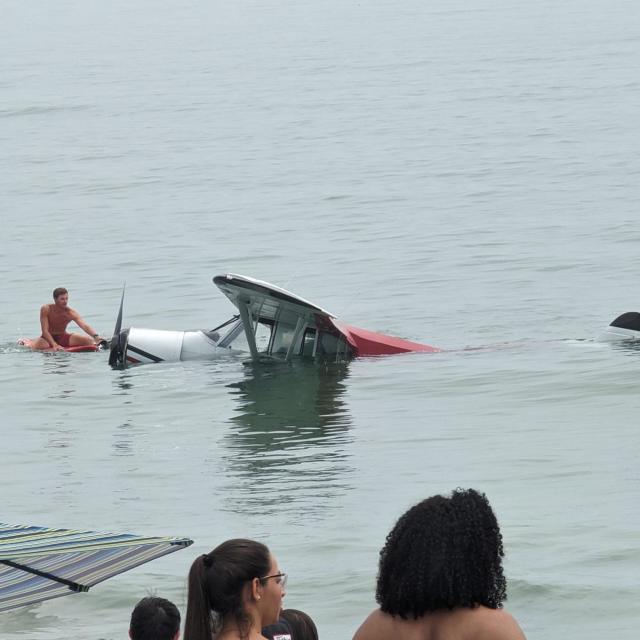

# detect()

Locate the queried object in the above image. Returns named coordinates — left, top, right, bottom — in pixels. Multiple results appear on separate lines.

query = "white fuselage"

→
left=124, top=327, right=240, bottom=365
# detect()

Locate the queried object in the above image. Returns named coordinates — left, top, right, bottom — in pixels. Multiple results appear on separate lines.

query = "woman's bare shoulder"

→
left=352, top=609, right=390, bottom=640
left=353, top=607, right=526, bottom=640
left=459, top=607, right=526, bottom=640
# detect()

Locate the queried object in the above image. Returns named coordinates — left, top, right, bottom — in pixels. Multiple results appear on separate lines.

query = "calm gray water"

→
left=2, top=0, right=640, bottom=638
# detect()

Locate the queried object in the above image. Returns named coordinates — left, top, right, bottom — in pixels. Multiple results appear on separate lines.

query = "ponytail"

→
left=184, top=555, right=213, bottom=640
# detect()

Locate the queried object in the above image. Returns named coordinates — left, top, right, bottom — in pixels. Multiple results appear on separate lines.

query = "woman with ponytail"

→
left=184, top=539, right=287, bottom=640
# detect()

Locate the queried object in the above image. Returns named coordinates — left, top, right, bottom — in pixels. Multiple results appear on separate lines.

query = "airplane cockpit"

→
left=216, top=314, right=353, bottom=361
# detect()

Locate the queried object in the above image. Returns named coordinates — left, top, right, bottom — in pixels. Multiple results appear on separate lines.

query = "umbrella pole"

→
left=0, top=559, right=89, bottom=592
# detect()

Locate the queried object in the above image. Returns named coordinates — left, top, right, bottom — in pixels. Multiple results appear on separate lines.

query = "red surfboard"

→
left=17, top=338, right=100, bottom=353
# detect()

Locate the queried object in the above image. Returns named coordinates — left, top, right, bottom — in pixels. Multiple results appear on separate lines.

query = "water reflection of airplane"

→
left=109, top=274, right=441, bottom=367
left=218, top=359, right=353, bottom=516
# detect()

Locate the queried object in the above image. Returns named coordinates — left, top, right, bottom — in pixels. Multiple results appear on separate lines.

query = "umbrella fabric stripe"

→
left=0, top=523, right=192, bottom=613
left=0, top=524, right=187, bottom=557
left=0, top=528, right=131, bottom=546
left=1, top=585, right=76, bottom=612
left=1, top=544, right=179, bottom=589
left=0, top=539, right=182, bottom=557
left=0, top=560, right=87, bottom=591
left=1, top=543, right=190, bottom=568
left=0, top=523, right=173, bottom=543
left=0, top=544, right=189, bottom=611
left=1, top=542, right=189, bottom=558
left=0, top=584, right=71, bottom=612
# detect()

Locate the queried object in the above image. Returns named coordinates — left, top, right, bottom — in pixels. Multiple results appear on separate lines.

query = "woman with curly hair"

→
left=353, top=489, right=526, bottom=640
left=184, top=539, right=287, bottom=640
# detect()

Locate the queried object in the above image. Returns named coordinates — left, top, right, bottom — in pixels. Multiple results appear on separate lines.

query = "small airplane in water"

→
left=108, top=273, right=442, bottom=367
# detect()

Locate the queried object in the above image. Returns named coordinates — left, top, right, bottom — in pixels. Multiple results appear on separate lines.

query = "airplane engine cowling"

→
left=180, top=330, right=220, bottom=359
left=125, top=328, right=185, bottom=364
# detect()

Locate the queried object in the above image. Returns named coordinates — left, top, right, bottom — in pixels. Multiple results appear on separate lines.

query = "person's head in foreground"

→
left=280, top=609, right=318, bottom=640
left=378, top=487, right=506, bottom=615
left=129, top=596, right=180, bottom=640
left=184, top=538, right=286, bottom=640
left=353, top=488, right=526, bottom=640
left=262, top=608, right=319, bottom=640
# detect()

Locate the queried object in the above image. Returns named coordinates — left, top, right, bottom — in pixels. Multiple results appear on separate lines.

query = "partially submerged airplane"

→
left=108, top=274, right=442, bottom=367
left=107, top=274, right=640, bottom=368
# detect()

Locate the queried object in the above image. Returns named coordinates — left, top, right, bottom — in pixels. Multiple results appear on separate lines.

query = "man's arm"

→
left=70, top=309, right=104, bottom=342
left=40, top=305, right=62, bottom=350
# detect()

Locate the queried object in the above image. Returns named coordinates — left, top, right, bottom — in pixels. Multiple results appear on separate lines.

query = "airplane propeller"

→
left=108, top=284, right=126, bottom=367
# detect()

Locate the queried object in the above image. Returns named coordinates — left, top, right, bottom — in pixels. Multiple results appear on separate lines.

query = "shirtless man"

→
left=28, top=287, right=106, bottom=351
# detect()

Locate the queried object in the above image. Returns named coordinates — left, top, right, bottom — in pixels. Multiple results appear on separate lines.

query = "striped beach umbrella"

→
left=0, top=522, right=193, bottom=612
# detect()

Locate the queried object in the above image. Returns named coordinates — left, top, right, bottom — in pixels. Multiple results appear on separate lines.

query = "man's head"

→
left=52, top=287, right=68, bottom=307
left=129, top=596, right=180, bottom=640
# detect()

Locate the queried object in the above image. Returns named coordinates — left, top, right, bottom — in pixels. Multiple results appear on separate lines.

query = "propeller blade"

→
left=113, top=284, right=125, bottom=337
left=109, top=284, right=126, bottom=367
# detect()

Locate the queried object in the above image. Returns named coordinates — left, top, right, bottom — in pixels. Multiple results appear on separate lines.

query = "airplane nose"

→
left=108, top=328, right=130, bottom=368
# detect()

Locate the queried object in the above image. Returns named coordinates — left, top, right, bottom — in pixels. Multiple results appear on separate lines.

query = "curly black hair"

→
left=376, top=488, right=507, bottom=618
